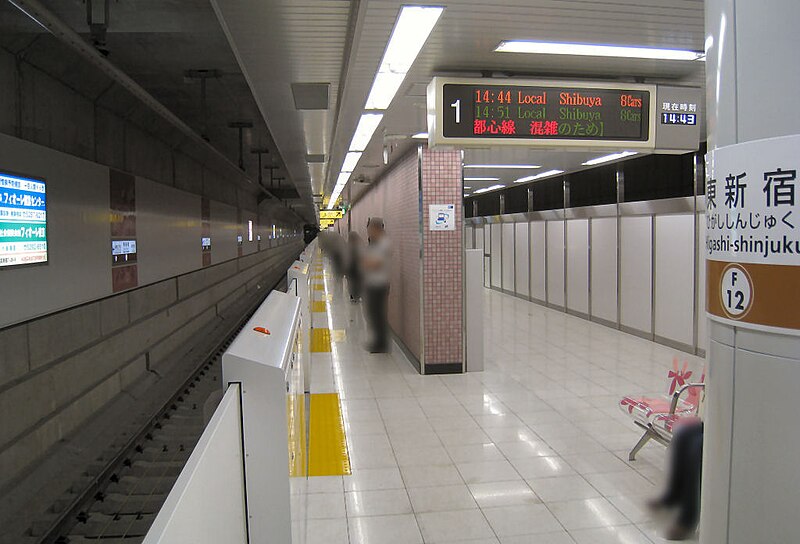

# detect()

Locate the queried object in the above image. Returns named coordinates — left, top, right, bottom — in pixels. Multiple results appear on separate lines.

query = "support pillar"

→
left=702, top=1, right=800, bottom=542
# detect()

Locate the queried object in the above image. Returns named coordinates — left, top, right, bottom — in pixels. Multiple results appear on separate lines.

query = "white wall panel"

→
left=566, top=219, right=589, bottom=315
left=484, top=257, right=491, bottom=288
left=697, top=214, right=707, bottom=352
left=514, top=223, right=529, bottom=298
left=654, top=214, right=695, bottom=347
left=211, top=201, right=238, bottom=264
left=464, top=225, right=474, bottom=249
left=137, top=178, right=201, bottom=286
left=546, top=220, right=565, bottom=308
left=490, top=223, right=502, bottom=288
left=475, top=226, right=484, bottom=250
left=591, top=217, right=618, bottom=324
left=620, top=215, right=653, bottom=334
left=529, top=221, right=546, bottom=301
left=0, top=133, right=111, bottom=327
left=501, top=223, right=515, bottom=291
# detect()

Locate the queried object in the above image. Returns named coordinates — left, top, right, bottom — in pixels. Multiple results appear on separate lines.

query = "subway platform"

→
left=293, top=257, right=704, bottom=544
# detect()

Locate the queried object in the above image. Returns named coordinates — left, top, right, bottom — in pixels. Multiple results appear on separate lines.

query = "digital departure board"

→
left=428, top=78, right=659, bottom=149
left=0, top=171, right=47, bottom=268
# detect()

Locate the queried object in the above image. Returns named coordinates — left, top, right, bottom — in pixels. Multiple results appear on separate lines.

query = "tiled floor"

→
left=293, top=263, right=704, bottom=544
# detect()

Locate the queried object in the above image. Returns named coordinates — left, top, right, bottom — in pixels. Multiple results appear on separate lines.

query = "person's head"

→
left=367, top=217, right=385, bottom=241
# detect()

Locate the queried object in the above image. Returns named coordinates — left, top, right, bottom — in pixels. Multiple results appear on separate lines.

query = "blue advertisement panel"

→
left=0, top=171, right=47, bottom=267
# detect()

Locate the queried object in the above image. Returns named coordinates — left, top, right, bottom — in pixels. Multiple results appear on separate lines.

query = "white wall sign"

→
left=706, top=133, right=800, bottom=333
left=429, top=204, right=455, bottom=231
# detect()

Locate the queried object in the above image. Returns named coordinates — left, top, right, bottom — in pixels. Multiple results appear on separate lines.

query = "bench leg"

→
left=629, top=429, right=653, bottom=461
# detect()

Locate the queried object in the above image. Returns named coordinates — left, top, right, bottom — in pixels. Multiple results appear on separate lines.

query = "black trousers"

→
left=663, top=421, right=704, bottom=527
left=347, top=269, right=362, bottom=300
left=364, top=285, right=389, bottom=350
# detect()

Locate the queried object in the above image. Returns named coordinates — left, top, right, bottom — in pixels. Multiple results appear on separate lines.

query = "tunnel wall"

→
left=0, top=130, right=304, bottom=489
left=0, top=233, right=302, bottom=490
left=0, top=46, right=257, bottom=212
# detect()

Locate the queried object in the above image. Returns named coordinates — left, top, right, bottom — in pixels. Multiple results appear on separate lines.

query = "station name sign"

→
left=427, top=77, right=700, bottom=152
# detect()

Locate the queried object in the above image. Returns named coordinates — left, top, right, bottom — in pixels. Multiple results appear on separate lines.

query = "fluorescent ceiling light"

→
left=349, top=113, right=384, bottom=151
left=582, top=151, right=638, bottom=166
left=327, top=172, right=352, bottom=209
left=463, top=186, right=472, bottom=189
left=464, top=177, right=500, bottom=182
left=335, top=171, right=352, bottom=187
left=514, top=169, right=565, bottom=183
left=473, top=184, right=505, bottom=194
left=365, top=6, right=444, bottom=109
left=341, top=151, right=362, bottom=173
left=495, top=41, right=704, bottom=61
left=464, top=164, right=541, bottom=169
left=412, top=132, right=429, bottom=139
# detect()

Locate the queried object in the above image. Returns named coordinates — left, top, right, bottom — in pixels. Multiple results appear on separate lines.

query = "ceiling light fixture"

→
left=341, top=151, right=362, bottom=173
left=495, top=41, right=705, bottom=61
left=464, top=164, right=541, bottom=169
left=365, top=6, right=444, bottom=110
left=349, top=113, right=384, bottom=151
left=514, top=169, right=565, bottom=183
left=327, top=172, right=353, bottom=209
left=582, top=151, right=638, bottom=166
left=464, top=177, right=500, bottom=182
left=473, top=184, right=505, bottom=194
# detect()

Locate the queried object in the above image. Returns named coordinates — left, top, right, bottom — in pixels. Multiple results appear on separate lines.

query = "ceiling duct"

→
left=291, top=82, right=330, bottom=110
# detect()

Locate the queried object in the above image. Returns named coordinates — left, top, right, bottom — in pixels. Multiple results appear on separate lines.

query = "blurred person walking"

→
left=362, top=217, right=390, bottom=353
left=346, top=232, right=364, bottom=302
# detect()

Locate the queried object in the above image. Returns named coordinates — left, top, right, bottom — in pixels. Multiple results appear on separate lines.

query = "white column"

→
left=702, top=1, right=800, bottom=543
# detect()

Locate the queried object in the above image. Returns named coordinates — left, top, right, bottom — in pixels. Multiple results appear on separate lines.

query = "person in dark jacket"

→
left=346, top=232, right=363, bottom=302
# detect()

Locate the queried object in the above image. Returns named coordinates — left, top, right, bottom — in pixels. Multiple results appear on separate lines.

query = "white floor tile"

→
left=305, top=492, right=346, bottom=519
left=348, top=514, right=423, bottom=544
left=401, top=464, right=464, bottom=488
left=344, top=467, right=405, bottom=492
left=482, top=503, right=563, bottom=537
left=408, top=484, right=478, bottom=513
left=416, top=509, right=496, bottom=542
left=510, top=456, right=576, bottom=479
left=468, top=480, right=540, bottom=508
left=570, top=524, right=657, bottom=544
left=345, top=489, right=412, bottom=517
left=456, top=460, right=521, bottom=484
left=548, top=498, right=630, bottom=531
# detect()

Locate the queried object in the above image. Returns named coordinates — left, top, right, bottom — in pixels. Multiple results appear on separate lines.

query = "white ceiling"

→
left=212, top=0, right=706, bottom=210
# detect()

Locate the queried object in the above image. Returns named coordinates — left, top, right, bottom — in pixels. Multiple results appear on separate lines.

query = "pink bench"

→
left=619, top=359, right=705, bottom=460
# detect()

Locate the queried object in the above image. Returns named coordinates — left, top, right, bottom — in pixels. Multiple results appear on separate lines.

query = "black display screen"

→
left=442, top=84, right=650, bottom=142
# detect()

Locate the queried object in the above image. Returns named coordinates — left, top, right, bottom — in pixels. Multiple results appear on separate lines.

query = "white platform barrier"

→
left=288, top=259, right=312, bottom=394
left=142, top=290, right=304, bottom=544
left=143, top=384, right=248, bottom=544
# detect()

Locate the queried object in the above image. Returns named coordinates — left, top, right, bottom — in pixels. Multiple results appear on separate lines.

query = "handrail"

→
left=669, top=383, right=706, bottom=414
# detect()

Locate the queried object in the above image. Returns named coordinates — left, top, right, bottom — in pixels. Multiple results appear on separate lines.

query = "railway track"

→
left=30, top=279, right=286, bottom=544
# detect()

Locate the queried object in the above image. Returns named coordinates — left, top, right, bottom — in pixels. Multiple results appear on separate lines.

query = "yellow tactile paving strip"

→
left=311, top=328, right=332, bottom=352
left=308, top=393, right=351, bottom=476
left=311, top=301, right=327, bottom=313
left=313, top=284, right=325, bottom=291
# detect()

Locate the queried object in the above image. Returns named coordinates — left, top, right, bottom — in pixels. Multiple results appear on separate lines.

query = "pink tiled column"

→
left=421, top=148, right=463, bottom=373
